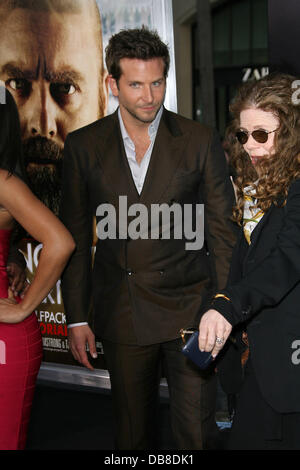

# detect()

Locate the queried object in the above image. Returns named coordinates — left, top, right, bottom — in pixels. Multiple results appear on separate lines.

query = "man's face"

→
left=0, top=7, right=107, bottom=213
left=109, top=58, right=166, bottom=126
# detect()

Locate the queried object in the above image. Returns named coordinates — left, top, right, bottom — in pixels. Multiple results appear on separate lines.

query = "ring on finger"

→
left=215, top=336, right=224, bottom=346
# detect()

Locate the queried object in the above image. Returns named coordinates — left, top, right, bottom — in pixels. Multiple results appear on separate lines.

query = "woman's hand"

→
left=0, top=296, right=28, bottom=324
left=6, top=262, right=28, bottom=298
left=198, top=309, right=232, bottom=358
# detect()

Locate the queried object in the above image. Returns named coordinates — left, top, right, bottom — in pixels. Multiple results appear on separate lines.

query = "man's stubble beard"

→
left=124, top=104, right=161, bottom=124
left=122, top=91, right=165, bottom=125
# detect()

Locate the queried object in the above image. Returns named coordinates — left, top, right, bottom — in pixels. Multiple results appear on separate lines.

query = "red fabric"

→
left=0, top=230, right=42, bottom=450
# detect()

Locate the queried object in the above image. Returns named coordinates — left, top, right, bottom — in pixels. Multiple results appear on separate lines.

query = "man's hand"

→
left=6, top=262, right=28, bottom=298
left=68, top=325, right=97, bottom=370
left=198, top=309, right=232, bottom=358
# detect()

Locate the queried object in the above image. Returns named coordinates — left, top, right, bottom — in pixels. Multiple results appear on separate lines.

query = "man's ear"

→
left=108, top=74, right=119, bottom=98
left=101, top=70, right=109, bottom=115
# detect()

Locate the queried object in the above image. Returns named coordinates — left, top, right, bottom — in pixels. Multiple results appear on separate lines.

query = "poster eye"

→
left=7, top=78, right=30, bottom=95
left=50, top=83, right=76, bottom=96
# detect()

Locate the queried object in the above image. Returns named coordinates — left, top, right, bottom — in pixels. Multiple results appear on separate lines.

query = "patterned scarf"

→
left=243, top=184, right=264, bottom=244
left=241, top=184, right=264, bottom=366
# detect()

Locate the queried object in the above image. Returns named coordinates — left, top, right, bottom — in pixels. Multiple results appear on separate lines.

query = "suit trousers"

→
left=102, top=337, right=218, bottom=450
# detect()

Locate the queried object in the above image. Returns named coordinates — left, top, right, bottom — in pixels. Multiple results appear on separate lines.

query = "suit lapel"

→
left=139, top=109, right=189, bottom=206
left=243, top=204, right=274, bottom=267
left=95, top=109, right=189, bottom=207
left=95, top=110, right=139, bottom=205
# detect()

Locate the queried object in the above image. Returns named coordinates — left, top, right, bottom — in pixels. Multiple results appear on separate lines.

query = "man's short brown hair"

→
left=105, top=27, right=170, bottom=82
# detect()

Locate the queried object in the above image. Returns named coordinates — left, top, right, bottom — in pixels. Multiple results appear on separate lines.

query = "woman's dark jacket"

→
left=214, top=179, right=300, bottom=413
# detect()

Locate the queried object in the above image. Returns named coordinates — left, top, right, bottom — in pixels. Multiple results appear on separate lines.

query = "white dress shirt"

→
left=118, top=106, right=162, bottom=194
left=68, top=106, right=163, bottom=328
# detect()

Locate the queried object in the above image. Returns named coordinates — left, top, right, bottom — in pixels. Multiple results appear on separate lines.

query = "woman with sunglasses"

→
left=198, top=73, right=300, bottom=450
left=0, top=87, right=75, bottom=449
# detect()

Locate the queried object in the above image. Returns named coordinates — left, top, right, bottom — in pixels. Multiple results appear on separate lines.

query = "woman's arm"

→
left=0, top=169, right=75, bottom=323
left=199, top=179, right=300, bottom=356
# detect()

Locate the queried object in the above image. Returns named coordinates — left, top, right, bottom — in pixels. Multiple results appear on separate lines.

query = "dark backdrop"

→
left=268, top=0, right=300, bottom=76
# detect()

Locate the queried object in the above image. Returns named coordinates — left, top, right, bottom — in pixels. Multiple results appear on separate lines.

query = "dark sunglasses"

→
left=236, top=128, right=278, bottom=145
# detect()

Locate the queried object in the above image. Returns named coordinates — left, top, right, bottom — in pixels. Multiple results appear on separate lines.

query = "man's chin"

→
left=136, top=109, right=159, bottom=123
left=124, top=103, right=161, bottom=124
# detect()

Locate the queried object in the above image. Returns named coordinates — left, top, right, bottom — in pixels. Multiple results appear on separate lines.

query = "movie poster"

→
left=1, top=0, right=177, bottom=385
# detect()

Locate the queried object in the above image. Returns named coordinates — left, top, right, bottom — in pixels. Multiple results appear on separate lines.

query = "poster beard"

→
left=23, top=137, right=63, bottom=216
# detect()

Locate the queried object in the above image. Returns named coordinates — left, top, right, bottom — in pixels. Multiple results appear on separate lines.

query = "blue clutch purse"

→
left=181, top=330, right=213, bottom=370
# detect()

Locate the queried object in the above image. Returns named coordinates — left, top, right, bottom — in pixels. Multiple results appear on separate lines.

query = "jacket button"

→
left=242, top=306, right=251, bottom=315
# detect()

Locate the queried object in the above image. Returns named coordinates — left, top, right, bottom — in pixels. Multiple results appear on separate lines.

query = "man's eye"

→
left=50, top=83, right=76, bottom=96
left=7, top=78, right=30, bottom=94
left=130, top=83, right=140, bottom=88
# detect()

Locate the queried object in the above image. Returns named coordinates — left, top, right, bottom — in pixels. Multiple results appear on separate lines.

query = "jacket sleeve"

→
left=60, top=134, right=93, bottom=325
left=202, top=128, right=238, bottom=291
left=212, top=179, right=300, bottom=326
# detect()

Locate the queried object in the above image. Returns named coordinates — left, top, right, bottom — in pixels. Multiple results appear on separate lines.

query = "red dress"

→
left=0, top=229, right=42, bottom=450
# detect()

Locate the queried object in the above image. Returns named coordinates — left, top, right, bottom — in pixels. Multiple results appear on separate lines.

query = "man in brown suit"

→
left=60, top=28, right=237, bottom=450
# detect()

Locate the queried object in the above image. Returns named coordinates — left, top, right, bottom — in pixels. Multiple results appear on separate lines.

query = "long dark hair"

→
left=0, top=86, right=26, bottom=177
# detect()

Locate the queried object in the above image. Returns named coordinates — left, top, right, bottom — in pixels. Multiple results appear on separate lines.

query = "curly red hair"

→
left=227, top=73, right=300, bottom=224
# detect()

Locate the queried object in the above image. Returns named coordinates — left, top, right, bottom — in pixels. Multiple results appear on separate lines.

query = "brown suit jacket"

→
left=60, top=108, right=237, bottom=345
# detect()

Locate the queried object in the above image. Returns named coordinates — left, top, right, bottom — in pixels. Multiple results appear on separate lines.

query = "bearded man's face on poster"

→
left=0, top=0, right=108, bottom=213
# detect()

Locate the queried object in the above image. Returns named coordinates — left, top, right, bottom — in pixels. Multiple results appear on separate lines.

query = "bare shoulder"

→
left=0, top=168, right=11, bottom=180
left=0, top=169, right=26, bottom=191
left=0, top=171, right=24, bottom=227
